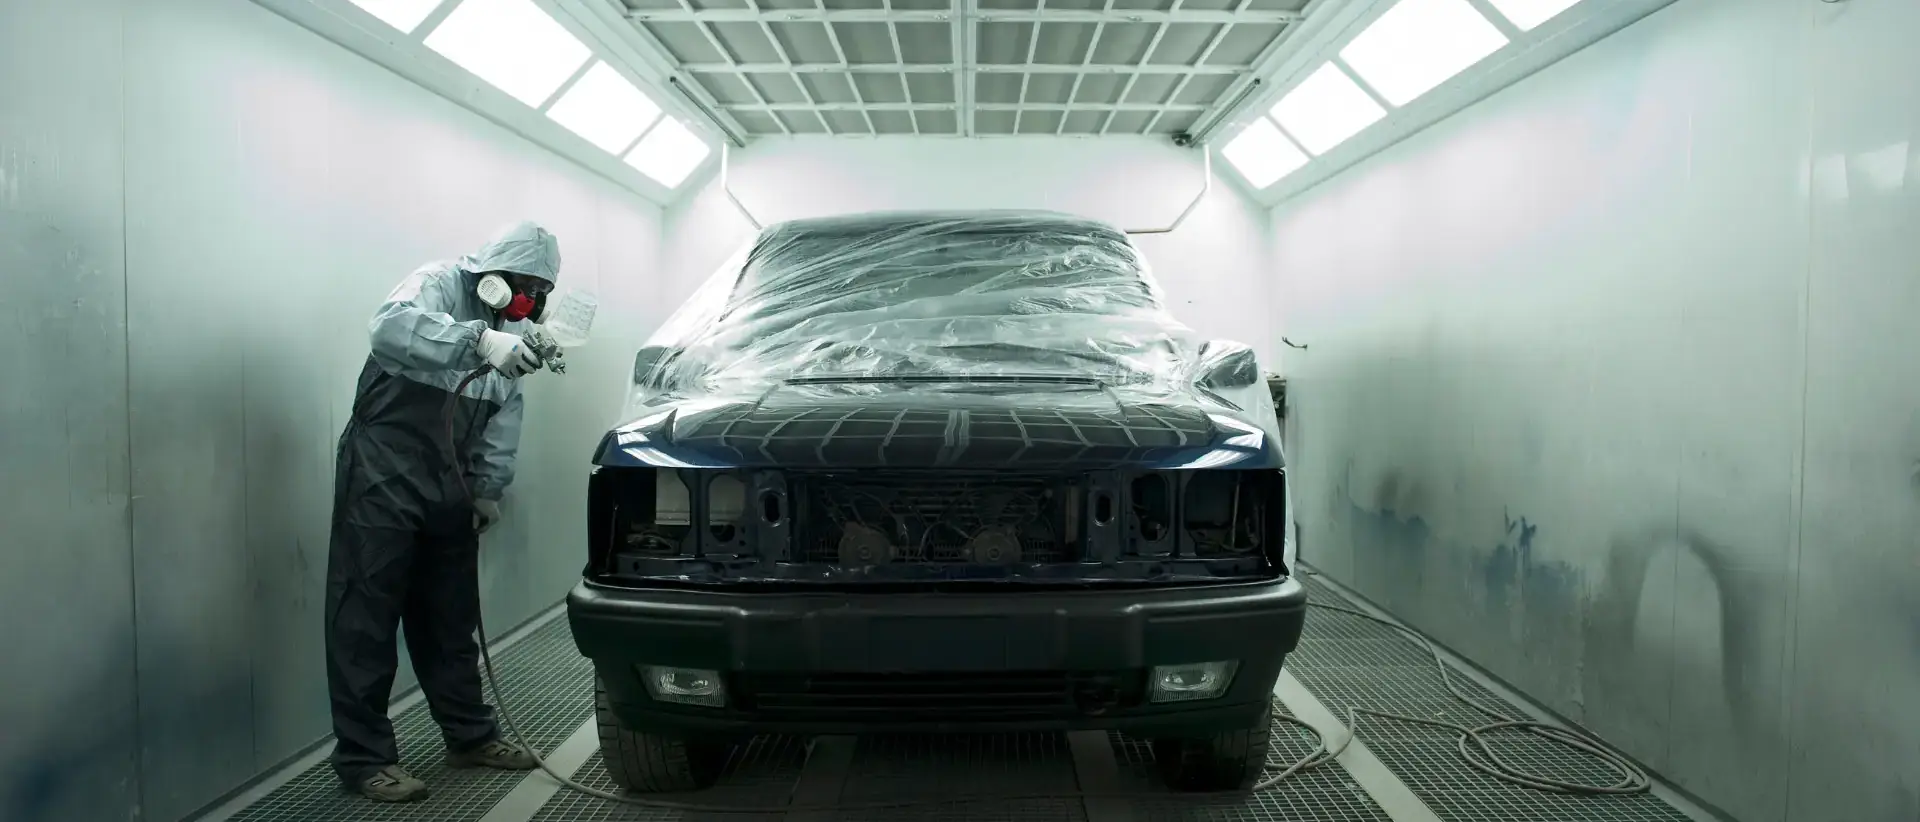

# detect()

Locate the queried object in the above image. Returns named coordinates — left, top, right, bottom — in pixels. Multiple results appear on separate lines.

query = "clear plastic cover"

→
left=639, top=211, right=1259, bottom=398
left=610, top=210, right=1274, bottom=474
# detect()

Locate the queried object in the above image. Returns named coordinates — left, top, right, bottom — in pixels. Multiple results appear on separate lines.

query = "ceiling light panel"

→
left=424, top=0, right=594, bottom=108
left=546, top=62, right=663, bottom=153
left=1221, top=118, right=1310, bottom=189
left=1483, top=0, right=1584, bottom=31
left=1340, top=0, right=1509, bottom=107
left=625, top=118, right=711, bottom=189
left=344, top=0, right=442, bottom=33
left=1270, top=63, right=1387, bottom=156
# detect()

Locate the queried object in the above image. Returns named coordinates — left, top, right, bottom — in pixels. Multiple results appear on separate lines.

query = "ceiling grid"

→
left=620, top=0, right=1310, bottom=137
left=301, top=0, right=1640, bottom=204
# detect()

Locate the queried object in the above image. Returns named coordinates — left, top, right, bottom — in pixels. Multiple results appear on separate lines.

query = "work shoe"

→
left=447, top=739, right=538, bottom=770
left=353, top=765, right=430, bottom=803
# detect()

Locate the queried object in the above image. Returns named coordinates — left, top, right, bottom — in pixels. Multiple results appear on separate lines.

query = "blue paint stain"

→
left=1484, top=508, right=1538, bottom=610
left=1335, top=481, right=1582, bottom=637
left=1336, top=477, right=1434, bottom=608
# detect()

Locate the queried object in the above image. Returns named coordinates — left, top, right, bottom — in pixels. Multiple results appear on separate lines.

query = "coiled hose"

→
left=444, top=367, right=1649, bottom=810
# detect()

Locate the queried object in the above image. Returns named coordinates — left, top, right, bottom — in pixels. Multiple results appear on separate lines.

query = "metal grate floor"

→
left=530, top=736, right=807, bottom=822
left=833, top=732, right=1089, bottom=822
left=1289, top=575, right=1697, bottom=822
left=1108, top=713, right=1393, bottom=822
left=215, top=578, right=1708, bottom=822
left=227, top=616, right=594, bottom=822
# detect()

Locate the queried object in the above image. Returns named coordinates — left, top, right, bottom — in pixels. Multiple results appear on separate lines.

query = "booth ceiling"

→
left=323, top=0, right=1612, bottom=200
left=619, top=0, right=1310, bottom=138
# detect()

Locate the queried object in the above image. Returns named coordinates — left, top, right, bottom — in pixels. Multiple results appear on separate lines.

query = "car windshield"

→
left=730, top=219, right=1157, bottom=316
left=670, top=211, right=1194, bottom=384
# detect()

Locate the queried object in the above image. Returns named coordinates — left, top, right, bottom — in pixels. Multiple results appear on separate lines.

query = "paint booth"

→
left=2, top=0, right=1915, bottom=821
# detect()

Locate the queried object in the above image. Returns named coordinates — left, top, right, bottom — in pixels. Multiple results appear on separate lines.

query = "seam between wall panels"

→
left=243, top=349, right=259, bottom=775
left=117, top=0, right=146, bottom=817
left=1662, top=107, right=1695, bottom=772
left=1777, top=0, right=1818, bottom=817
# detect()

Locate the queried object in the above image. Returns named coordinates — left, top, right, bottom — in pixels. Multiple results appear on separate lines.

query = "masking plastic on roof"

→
left=618, top=210, right=1274, bottom=437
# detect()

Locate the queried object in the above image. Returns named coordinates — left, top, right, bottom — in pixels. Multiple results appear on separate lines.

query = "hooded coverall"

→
left=325, top=221, right=561, bottom=785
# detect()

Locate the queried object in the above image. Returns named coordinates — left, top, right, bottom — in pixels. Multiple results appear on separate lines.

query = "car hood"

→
left=595, top=376, right=1280, bottom=471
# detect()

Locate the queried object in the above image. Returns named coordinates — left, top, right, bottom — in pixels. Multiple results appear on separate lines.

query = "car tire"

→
left=1151, top=716, right=1273, bottom=792
left=594, top=678, right=728, bottom=792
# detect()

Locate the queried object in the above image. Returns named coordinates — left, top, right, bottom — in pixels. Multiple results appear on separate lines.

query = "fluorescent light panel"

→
left=1221, top=118, right=1309, bottom=188
left=625, top=118, right=711, bottom=188
left=1270, top=63, right=1386, bottom=155
left=424, top=0, right=593, bottom=108
left=547, top=62, right=663, bottom=153
left=1340, top=0, right=1508, bottom=107
left=344, top=0, right=443, bottom=32
left=1484, top=0, right=1584, bottom=30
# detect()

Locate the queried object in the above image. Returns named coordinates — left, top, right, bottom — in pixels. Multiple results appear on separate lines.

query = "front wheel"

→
left=1151, top=715, right=1273, bottom=792
left=594, top=678, right=730, bottom=792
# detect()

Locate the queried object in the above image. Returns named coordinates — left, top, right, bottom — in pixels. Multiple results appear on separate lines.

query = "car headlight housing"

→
left=1148, top=660, right=1238, bottom=703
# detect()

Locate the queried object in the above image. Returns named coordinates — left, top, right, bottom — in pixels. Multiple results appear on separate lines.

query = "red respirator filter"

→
left=502, top=293, right=538, bottom=321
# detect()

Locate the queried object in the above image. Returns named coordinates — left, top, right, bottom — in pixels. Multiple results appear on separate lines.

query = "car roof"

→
left=754, top=209, right=1131, bottom=246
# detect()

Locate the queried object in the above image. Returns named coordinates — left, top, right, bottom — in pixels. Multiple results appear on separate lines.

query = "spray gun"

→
left=523, top=290, right=599, bottom=374
left=476, top=275, right=599, bottom=374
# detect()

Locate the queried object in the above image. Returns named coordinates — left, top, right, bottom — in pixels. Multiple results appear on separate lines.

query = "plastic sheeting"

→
left=626, top=210, right=1263, bottom=421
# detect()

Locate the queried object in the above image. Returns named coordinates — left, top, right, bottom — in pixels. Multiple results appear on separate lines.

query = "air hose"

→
left=443, top=366, right=1649, bottom=811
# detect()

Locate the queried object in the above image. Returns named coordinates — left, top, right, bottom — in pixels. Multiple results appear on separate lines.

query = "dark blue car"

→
left=567, top=209, right=1305, bottom=793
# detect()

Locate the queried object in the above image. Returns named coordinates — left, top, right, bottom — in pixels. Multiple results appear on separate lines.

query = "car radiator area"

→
left=586, top=466, right=1288, bottom=586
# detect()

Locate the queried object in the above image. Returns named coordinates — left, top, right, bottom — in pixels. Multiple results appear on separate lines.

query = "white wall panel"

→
left=3, top=0, right=664, bottom=819
left=1271, top=0, right=1919, bottom=819
left=0, top=2, right=138, bottom=820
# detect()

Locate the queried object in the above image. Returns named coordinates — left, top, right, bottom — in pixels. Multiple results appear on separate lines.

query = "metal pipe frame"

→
left=1124, top=149, right=1211, bottom=235
left=721, top=142, right=764, bottom=230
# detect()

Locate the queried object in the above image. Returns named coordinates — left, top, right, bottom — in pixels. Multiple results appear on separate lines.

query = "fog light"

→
left=1149, top=661, right=1238, bottom=703
left=640, top=666, right=726, bottom=707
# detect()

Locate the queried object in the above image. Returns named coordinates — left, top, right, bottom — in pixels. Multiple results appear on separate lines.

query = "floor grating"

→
left=1290, top=575, right=1696, bottom=822
left=530, top=736, right=807, bottom=822
left=228, top=617, right=593, bottom=822
left=1108, top=713, right=1393, bottom=822
left=223, top=575, right=1706, bottom=822
left=833, top=732, right=1087, bottom=822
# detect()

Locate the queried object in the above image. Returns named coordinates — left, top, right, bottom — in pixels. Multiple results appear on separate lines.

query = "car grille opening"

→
left=793, top=473, right=1074, bottom=565
left=732, top=670, right=1144, bottom=720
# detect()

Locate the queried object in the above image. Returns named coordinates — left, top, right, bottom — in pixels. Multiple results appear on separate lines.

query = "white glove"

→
left=476, top=329, right=540, bottom=378
left=474, top=499, right=502, bottom=534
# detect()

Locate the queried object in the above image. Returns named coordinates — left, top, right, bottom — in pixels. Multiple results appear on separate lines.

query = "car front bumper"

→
left=567, top=576, right=1308, bottom=737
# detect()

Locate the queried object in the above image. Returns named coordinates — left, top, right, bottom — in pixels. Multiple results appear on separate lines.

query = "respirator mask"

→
left=473, top=271, right=599, bottom=376
left=475, top=273, right=549, bottom=323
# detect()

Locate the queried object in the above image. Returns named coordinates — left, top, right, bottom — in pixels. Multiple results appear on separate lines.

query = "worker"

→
left=324, top=221, right=560, bottom=802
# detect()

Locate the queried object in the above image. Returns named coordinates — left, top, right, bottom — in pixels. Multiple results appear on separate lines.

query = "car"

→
left=566, top=209, right=1306, bottom=793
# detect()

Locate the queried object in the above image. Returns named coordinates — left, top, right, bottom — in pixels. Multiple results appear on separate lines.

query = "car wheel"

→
left=1151, top=717, right=1273, bottom=792
left=594, top=678, right=729, bottom=792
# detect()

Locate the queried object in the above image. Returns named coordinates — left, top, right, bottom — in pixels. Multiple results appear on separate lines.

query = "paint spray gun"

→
left=524, top=290, right=597, bottom=374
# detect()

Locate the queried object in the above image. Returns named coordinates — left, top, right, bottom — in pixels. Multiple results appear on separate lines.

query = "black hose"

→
left=443, top=366, right=1650, bottom=809
left=1296, top=585, right=1651, bottom=796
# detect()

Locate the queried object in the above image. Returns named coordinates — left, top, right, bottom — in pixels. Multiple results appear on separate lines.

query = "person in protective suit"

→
left=325, top=221, right=560, bottom=802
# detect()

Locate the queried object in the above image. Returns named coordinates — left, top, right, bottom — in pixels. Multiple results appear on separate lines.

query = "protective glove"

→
left=475, top=329, right=541, bottom=378
left=474, top=499, right=502, bottom=535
